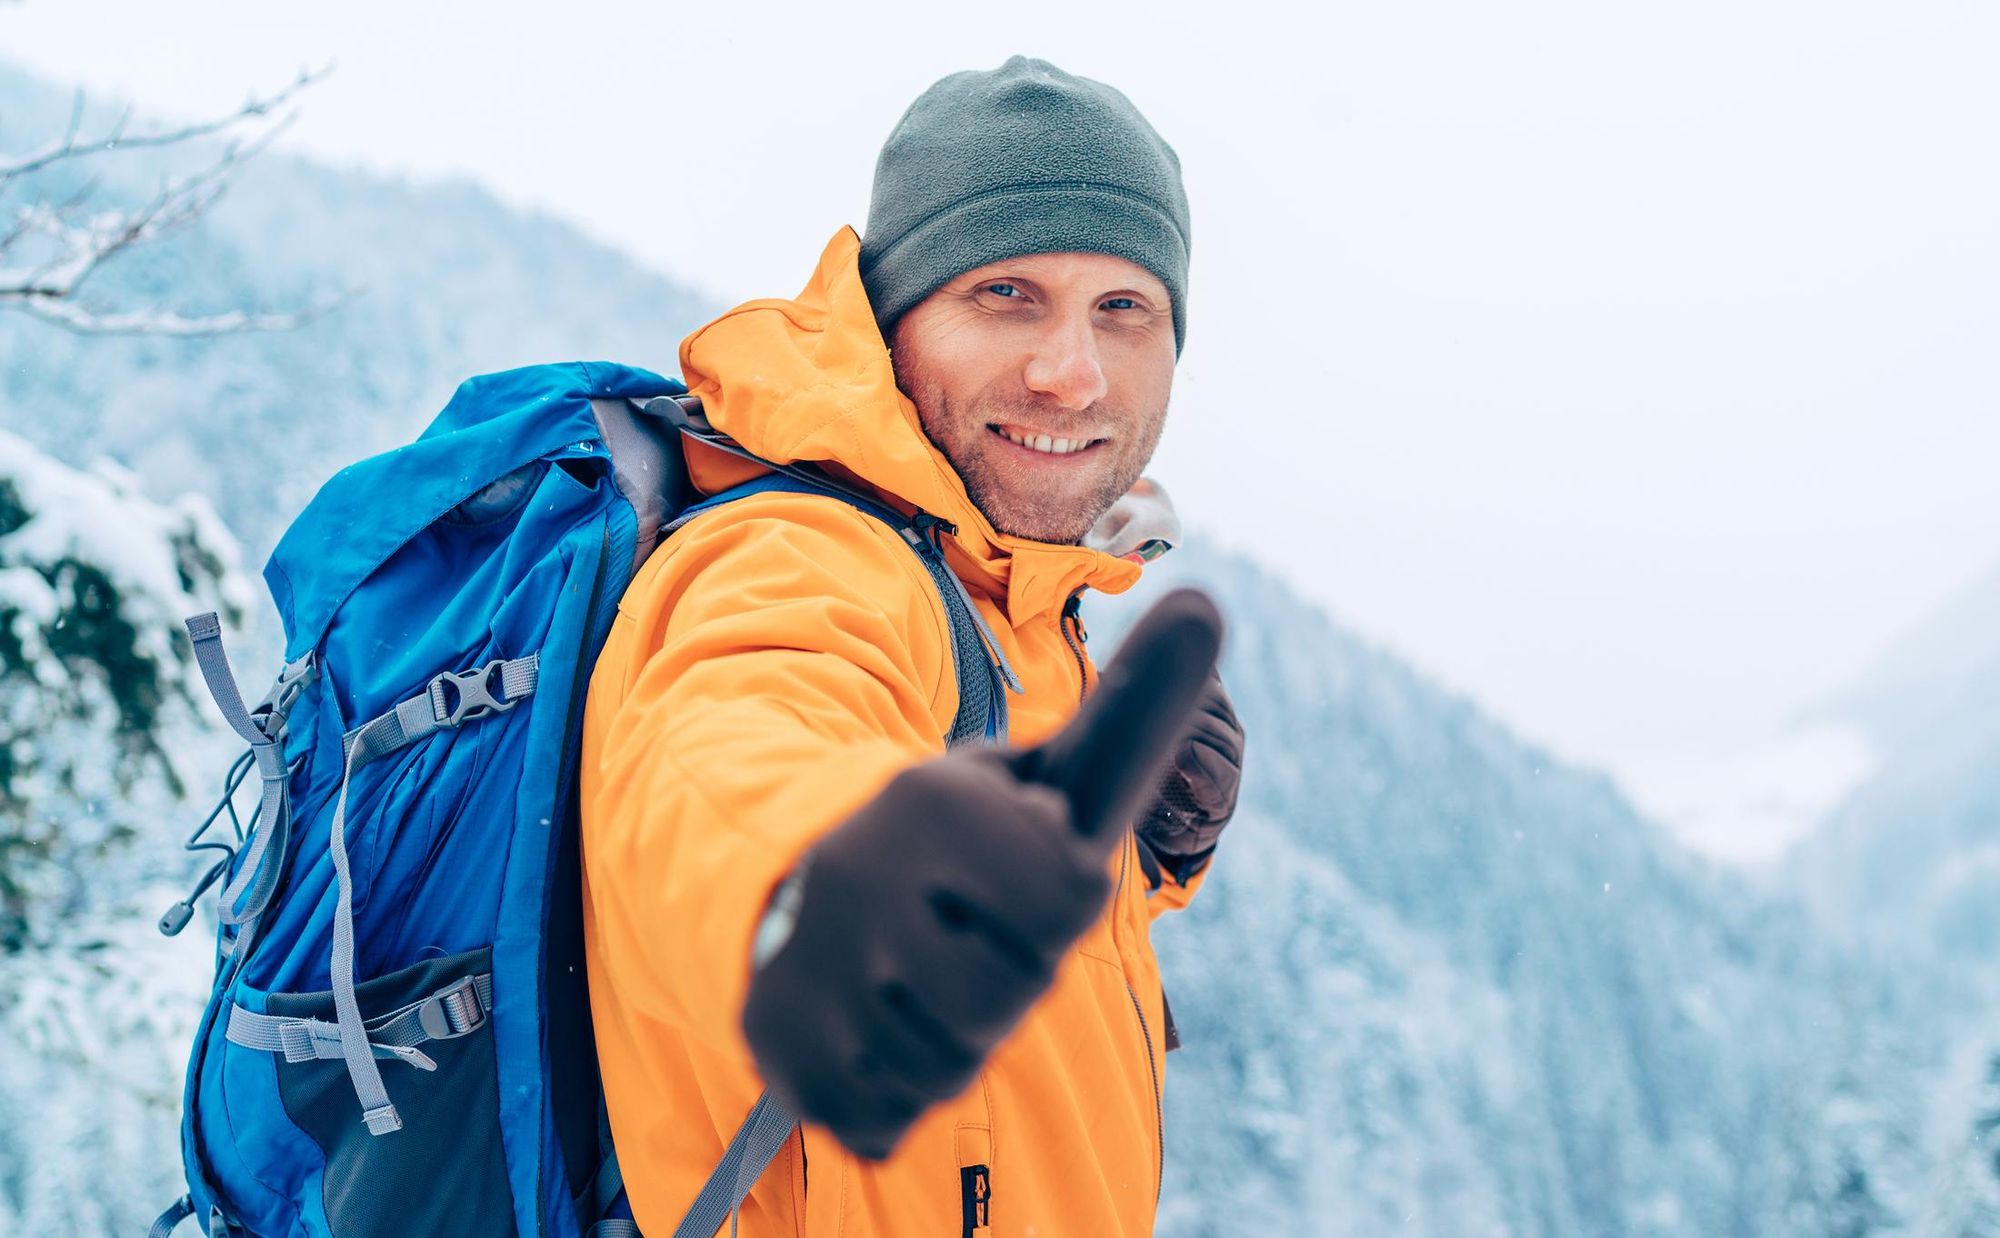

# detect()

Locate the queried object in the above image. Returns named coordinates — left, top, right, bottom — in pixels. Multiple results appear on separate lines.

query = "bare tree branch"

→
left=3, top=110, right=295, bottom=297
left=0, top=64, right=343, bottom=337
left=0, top=64, right=329, bottom=184
left=9, top=287, right=357, bottom=336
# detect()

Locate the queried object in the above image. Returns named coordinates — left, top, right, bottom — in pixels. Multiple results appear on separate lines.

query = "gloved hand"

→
left=1137, top=674, right=1243, bottom=875
left=740, top=589, right=1225, bottom=1160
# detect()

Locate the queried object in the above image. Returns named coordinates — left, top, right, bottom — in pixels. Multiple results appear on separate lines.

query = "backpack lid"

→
left=264, top=361, right=681, bottom=656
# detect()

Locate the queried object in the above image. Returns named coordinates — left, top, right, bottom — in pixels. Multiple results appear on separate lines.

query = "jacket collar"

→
left=677, top=226, right=1148, bottom=626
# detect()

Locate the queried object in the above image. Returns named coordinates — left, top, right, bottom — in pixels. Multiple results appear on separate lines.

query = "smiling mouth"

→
left=988, top=424, right=1107, bottom=456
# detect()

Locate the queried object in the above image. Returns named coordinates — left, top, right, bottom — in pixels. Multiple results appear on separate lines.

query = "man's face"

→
left=890, top=252, right=1176, bottom=545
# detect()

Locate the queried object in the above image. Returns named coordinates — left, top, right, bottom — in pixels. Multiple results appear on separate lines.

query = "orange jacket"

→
left=580, top=226, right=1207, bottom=1237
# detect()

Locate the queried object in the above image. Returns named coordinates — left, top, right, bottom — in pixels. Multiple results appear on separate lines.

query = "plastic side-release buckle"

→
left=427, top=656, right=534, bottom=727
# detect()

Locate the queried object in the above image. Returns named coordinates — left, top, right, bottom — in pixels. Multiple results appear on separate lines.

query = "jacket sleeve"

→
left=580, top=491, right=956, bottom=1055
left=1138, top=837, right=1214, bottom=923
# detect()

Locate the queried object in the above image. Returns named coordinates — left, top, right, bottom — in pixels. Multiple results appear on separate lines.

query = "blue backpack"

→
left=150, top=362, right=1010, bottom=1238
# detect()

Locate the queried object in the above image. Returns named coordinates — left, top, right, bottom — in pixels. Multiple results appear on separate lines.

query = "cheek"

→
left=1110, top=363, right=1175, bottom=442
left=920, top=366, right=1015, bottom=443
left=1105, top=337, right=1175, bottom=402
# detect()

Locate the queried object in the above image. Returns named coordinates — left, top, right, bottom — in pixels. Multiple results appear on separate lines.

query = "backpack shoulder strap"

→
left=590, top=406, right=1028, bottom=1238
left=667, top=468, right=1014, bottom=747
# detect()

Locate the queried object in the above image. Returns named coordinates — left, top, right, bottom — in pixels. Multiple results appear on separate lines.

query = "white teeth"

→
left=998, top=427, right=1092, bottom=455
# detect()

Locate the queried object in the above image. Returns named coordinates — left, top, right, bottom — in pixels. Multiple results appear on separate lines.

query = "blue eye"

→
left=985, top=283, right=1021, bottom=298
left=1103, top=297, right=1137, bottom=311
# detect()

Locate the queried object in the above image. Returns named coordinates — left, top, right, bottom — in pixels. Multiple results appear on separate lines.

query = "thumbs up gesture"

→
left=740, top=589, right=1224, bottom=1160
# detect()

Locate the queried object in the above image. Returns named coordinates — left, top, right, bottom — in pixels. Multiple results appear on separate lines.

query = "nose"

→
left=1022, top=309, right=1109, bottom=411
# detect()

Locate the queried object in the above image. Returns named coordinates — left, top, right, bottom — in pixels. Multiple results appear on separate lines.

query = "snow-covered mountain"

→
left=0, top=56, right=715, bottom=572
left=1785, top=558, right=2000, bottom=1234
left=1095, top=548, right=1947, bottom=1236
left=2, top=54, right=1989, bottom=1237
left=1796, top=558, right=2000, bottom=962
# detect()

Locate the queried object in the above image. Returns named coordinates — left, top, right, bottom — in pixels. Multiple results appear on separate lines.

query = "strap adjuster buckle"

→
left=418, top=975, right=489, bottom=1040
left=250, top=654, right=318, bottom=747
left=429, top=659, right=523, bottom=727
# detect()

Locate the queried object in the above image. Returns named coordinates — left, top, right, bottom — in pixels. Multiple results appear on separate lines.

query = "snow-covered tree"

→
left=1926, top=1049, right=2000, bottom=1236
left=0, top=429, right=253, bottom=1234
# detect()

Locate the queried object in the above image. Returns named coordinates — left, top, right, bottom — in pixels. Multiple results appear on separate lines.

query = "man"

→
left=580, top=56, right=1245, bottom=1236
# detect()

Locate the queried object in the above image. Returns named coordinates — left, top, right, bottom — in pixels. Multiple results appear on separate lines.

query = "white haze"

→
left=5, top=0, right=1997, bottom=860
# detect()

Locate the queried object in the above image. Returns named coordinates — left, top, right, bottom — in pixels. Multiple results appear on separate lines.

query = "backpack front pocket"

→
left=206, top=946, right=518, bottom=1237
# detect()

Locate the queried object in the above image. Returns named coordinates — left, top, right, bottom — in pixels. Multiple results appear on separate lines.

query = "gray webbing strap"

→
left=900, top=525, right=1023, bottom=698
left=584, top=1102, right=628, bottom=1221
left=344, top=655, right=541, bottom=766
left=215, top=653, right=316, bottom=918
left=658, top=464, right=1015, bottom=747
left=672, top=1090, right=797, bottom=1238
left=658, top=415, right=891, bottom=526
left=898, top=526, right=1013, bottom=745
left=326, top=654, right=539, bottom=1136
left=661, top=422, right=1026, bottom=705
left=226, top=973, right=493, bottom=1072
left=589, top=1224, right=640, bottom=1238
left=327, top=729, right=400, bottom=1132
left=145, top=1198, right=237, bottom=1238
left=183, top=615, right=316, bottom=944
left=150, top=1194, right=195, bottom=1238
left=589, top=1147, right=628, bottom=1221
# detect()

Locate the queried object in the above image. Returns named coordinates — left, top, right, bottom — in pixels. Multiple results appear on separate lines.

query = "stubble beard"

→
left=906, top=383, right=1165, bottom=546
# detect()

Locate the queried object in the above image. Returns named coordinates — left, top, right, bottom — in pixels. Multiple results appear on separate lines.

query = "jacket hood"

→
left=677, top=226, right=1147, bottom=626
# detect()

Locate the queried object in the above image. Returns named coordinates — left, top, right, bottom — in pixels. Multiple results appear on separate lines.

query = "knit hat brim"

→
left=861, top=183, right=1189, bottom=354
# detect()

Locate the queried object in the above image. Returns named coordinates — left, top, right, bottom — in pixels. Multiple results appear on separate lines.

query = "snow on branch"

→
left=11, top=288, right=356, bottom=336
left=0, top=64, right=326, bottom=184
left=0, top=65, right=343, bottom=336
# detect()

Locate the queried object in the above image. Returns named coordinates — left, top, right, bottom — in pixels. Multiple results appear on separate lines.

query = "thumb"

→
left=1015, top=588, right=1223, bottom=842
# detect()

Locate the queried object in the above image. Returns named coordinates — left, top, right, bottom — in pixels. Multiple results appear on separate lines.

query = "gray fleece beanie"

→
left=859, top=56, right=1191, bottom=353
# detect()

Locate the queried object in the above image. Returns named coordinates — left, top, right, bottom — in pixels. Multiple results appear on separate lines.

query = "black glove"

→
left=1137, top=674, right=1243, bottom=879
left=741, top=589, right=1225, bottom=1160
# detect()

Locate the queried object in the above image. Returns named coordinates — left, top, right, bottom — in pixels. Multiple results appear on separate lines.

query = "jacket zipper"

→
left=794, top=1129, right=808, bottom=1225
left=1064, top=590, right=1164, bottom=1209
left=1060, top=591, right=1088, bottom=702
left=1117, top=838, right=1165, bottom=1211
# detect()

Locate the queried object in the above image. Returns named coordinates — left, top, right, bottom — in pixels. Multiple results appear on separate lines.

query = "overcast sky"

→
left=5, top=0, right=1996, bottom=862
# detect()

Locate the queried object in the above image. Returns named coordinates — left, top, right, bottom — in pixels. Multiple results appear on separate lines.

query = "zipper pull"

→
left=1062, top=591, right=1088, bottom=642
left=911, top=511, right=957, bottom=552
left=1060, top=590, right=1090, bottom=703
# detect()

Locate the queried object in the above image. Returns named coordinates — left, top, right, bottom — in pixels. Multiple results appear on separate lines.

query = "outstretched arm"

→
left=581, top=492, right=959, bottom=1056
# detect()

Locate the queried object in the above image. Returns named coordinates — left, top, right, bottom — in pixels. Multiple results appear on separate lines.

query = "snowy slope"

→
left=1786, top=557, right=2000, bottom=1233
left=1096, top=546, right=1947, bottom=1236
left=1795, top=556, right=2000, bottom=960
